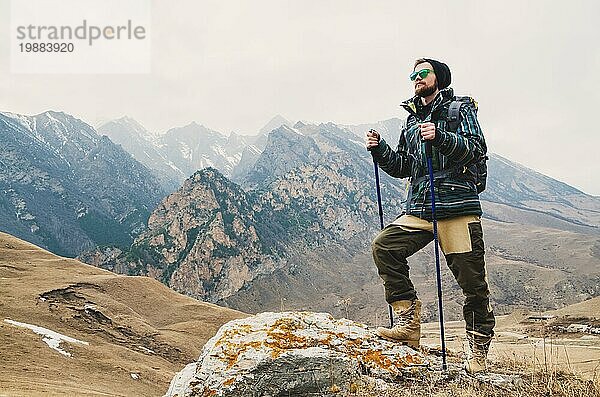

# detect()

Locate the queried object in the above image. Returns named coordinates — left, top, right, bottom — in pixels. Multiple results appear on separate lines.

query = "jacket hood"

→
left=400, top=87, right=454, bottom=116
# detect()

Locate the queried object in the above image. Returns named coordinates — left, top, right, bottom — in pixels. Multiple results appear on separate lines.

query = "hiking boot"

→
left=464, top=330, right=492, bottom=374
left=376, top=300, right=421, bottom=348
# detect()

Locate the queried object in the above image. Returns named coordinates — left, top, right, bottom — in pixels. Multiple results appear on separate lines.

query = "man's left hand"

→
left=420, top=122, right=436, bottom=141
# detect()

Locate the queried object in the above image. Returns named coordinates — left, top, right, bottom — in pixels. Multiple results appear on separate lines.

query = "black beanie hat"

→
left=422, top=58, right=451, bottom=89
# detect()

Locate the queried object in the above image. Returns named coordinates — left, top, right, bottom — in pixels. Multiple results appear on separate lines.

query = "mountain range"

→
left=0, top=111, right=165, bottom=257
left=98, top=116, right=282, bottom=192
left=1, top=109, right=599, bottom=325
left=84, top=116, right=600, bottom=324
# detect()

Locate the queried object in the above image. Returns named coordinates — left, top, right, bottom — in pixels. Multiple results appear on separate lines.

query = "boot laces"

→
left=393, top=302, right=415, bottom=327
left=468, top=332, right=491, bottom=360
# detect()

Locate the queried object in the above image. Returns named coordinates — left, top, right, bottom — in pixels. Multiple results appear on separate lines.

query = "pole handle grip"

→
left=367, top=129, right=378, bottom=152
left=424, top=140, right=433, bottom=158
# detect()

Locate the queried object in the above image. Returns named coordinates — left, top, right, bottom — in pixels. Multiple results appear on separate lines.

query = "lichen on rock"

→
left=164, top=311, right=427, bottom=397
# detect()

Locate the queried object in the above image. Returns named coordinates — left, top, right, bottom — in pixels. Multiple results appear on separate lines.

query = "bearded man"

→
left=366, top=58, right=495, bottom=374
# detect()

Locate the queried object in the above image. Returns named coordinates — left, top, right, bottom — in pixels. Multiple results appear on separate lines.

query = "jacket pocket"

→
left=438, top=180, right=476, bottom=193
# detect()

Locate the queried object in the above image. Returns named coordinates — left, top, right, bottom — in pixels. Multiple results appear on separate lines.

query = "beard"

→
left=415, top=82, right=437, bottom=97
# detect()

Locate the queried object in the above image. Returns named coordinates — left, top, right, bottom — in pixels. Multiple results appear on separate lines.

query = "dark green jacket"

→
left=371, top=87, right=487, bottom=221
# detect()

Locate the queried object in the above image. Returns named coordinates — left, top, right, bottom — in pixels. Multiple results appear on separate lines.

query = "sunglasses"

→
left=409, top=68, right=434, bottom=81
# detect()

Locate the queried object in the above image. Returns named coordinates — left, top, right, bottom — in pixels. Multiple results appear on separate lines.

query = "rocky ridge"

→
left=0, top=110, right=165, bottom=256
left=87, top=167, right=313, bottom=302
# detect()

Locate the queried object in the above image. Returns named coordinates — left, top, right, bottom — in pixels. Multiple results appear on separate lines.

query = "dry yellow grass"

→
left=338, top=352, right=599, bottom=397
left=422, top=310, right=600, bottom=383
left=0, top=232, right=246, bottom=396
left=348, top=373, right=599, bottom=397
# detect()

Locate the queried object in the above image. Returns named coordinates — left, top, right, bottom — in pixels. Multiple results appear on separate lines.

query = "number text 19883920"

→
left=19, top=42, right=74, bottom=52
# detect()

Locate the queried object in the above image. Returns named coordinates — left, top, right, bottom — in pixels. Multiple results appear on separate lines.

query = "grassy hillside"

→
left=0, top=232, right=246, bottom=397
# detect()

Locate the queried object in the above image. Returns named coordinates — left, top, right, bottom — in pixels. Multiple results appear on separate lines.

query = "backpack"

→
left=446, top=97, right=488, bottom=194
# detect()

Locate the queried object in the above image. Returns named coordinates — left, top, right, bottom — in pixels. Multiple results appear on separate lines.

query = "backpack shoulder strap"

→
left=447, top=100, right=462, bottom=132
left=447, top=96, right=478, bottom=132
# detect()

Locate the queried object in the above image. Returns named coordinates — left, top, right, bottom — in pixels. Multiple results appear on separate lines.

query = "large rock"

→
left=164, top=311, right=428, bottom=397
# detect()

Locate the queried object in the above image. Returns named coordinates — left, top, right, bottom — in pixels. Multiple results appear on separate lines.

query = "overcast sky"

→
left=1, top=0, right=599, bottom=196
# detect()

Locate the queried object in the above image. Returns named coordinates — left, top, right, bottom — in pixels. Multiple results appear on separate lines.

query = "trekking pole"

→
left=369, top=129, right=394, bottom=329
left=424, top=140, right=448, bottom=372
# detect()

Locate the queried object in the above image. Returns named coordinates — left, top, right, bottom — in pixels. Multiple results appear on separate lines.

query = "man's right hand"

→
left=366, top=129, right=380, bottom=151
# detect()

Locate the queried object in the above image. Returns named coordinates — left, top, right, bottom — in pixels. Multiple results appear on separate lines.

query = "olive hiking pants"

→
left=371, top=220, right=496, bottom=336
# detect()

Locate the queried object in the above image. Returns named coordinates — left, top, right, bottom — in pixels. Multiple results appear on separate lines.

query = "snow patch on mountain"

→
left=212, top=145, right=241, bottom=165
left=0, top=111, right=35, bottom=132
left=180, top=143, right=193, bottom=160
left=4, top=318, right=89, bottom=357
